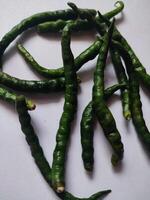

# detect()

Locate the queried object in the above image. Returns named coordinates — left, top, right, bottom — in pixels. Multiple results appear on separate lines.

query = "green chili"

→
left=17, top=37, right=102, bottom=78
left=16, top=95, right=111, bottom=200
left=97, top=11, right=150, bottom=90
left=92, top=20, right=124, bottom=166
left=110, top=47, right=131, bottom=120
left=113, top=41, right=150, bottom=152
left=81, top=83, right=127, bottom=171
left=84, top=10, right=131, bottom=121
left=51, top=22, right=78, bottom=193
left=0, top=85, right=35, bottom=110
left=0, top=8, right=96, bottom=63
left=0, top=72, right=68, bottom=93
left=37, top=1, right=124, bottom=33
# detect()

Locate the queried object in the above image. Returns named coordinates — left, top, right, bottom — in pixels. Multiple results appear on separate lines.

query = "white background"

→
left=0, top=0, right=150, bottom=200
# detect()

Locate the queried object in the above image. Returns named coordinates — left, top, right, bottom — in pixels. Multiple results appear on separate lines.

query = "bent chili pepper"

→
left=97, top=11, right=150, bottom=90
left=113, top=41, right=150, bottom=152
left=0, top=7, right=96, bottom=65
left=92, top=19, right=124, bottom=166
left=37, top=1, right=124, bottom=33
left=17, top=37, right=102, bottom=78
left=81, top=83, right=127, bottom=171
left=0, top=85, right=35, bottom=110
left=16, top=95, right=111, bottom=200
left=51, top=22, right=78, bottom=193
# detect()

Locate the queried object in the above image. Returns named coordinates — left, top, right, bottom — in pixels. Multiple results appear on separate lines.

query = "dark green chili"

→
left=110, top=47, right=131, bottom=120
left=17, top=37, right=102, bottom=78
left=16, top=95, right=111, bottom=200
left=97, top=10, right=150, bottom=90
left=0, top=7, right=96, bottom=62
left=37, top=1, right=124, bottom=33
left=0, top=72, right=67, bottom=93
left=51, top=22, right=78, bottom=193
left=92, top=20, right=124, bottom=166
left=81, top=83, right=127, bottom=171
left=113, top=41, right=150, bottom=152
left=0, top=85, right=35, bottom=110
left=115, top=36, right=150, bottom=89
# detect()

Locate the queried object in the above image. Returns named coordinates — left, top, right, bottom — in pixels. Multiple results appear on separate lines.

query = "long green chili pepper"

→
left=97, top=11, right=150, bottom=90
left=79, top=9, right=131, bottom=121
left=0, top=85, right=35, bottom=110
left=81, top=83, right=127, bottom=171
left=17, top=37, right=102, bottom=78
left=78, top=8, right=131, bottom=120
left=69, top=3, right=124, bottom=165
left=16, top=95, right=111, bottom=200
left=0, top=8, right=96, bottom=62
left=0, top=72, right=70, bottom=93
left=37, top=1, right=124, bottom=33
left=113, top=41, right=150, bottom=152
left=92, top=19, right=124, bottom=166
left=110, top=47, right=131, bottom=120
left=51, top=22, right=78, bottom=193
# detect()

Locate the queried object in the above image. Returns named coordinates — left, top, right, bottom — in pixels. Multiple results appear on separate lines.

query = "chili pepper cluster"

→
left=1, top=1, right=150, bottom=200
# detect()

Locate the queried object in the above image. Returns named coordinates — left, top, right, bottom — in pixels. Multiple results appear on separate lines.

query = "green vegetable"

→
left=51, top=22, right=78, bottom=193
left=0, top=72, right=69, bottom=93
left=113, top=41, right=150, bottom=152
left=17, top=37, right=102, bottom=78
left=110, top=47, right=131, bottom=120
left=115, top=35, right=150, bottom=89
left=37, top=1, right=124, bottom=33
left=97, top=10, right=150, bottom=90
left=16, top=95, right=111, bottom=200
left=81, top=83, right=127, bottom=171
left=0, top=7, right=96, bottom=63
left=92, top=19, right=124, bottom=166
left=84, top=11, right=131, bottom=121
left=0, top=85, right=35, bottom=110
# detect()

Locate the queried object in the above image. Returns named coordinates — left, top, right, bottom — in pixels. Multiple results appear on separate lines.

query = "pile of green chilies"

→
left=1, top=1, right=150, bottom=199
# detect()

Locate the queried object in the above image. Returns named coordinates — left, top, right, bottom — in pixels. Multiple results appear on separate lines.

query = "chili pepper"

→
left=16, top=95, right=111, bottom=200
left=81, top=83, right=127, bottom=171
left=83, top=10, right=131, bottom=121
left=113, top=41, right=150, bottom=152
left=37, top=1, right=124, bottom=33
left=17, top=37, right=102, bottom=78
left=0, top=85, right=35, bottom=110
left=97, top=11, right=150, bottom=90
left=0, top=8, right=96, bottom=64
left=110, top=47, right=131, bottom=120
left=70, top=4, right=125, bottom=165
left=92, top=19, right=124, bottom=166
left=51, top=22, right=78, bottom=193
left=0, top=71, right=69, bottom=93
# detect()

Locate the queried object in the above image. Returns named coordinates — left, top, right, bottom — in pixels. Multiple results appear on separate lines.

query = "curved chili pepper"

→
left=92, top=20, right=124, bottom=166
left=51, top=22, right=78, bottom=193
left=81, top=83, right=127, bottom=171
left=0, top=8, right=96, bottom=63
left=37, top=1, right=124, bottom=33
left=16, top=96, right=111, bottom=200
left=0, top=85, right=35, bottom=110
left=113, top=41, right=150, bottom=152
left=97, top=10, right=150, bottom=90
left=17, top=37, right=102, bottom=78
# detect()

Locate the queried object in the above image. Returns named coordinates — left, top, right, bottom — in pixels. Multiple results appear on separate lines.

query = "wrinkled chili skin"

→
left=51, top=22, right=78, bottom=193
left=81, top=83, right=127, bottom=171
left=92, top=20, right=124, bottom=166
left=16, top=96, right=111, bottom=200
